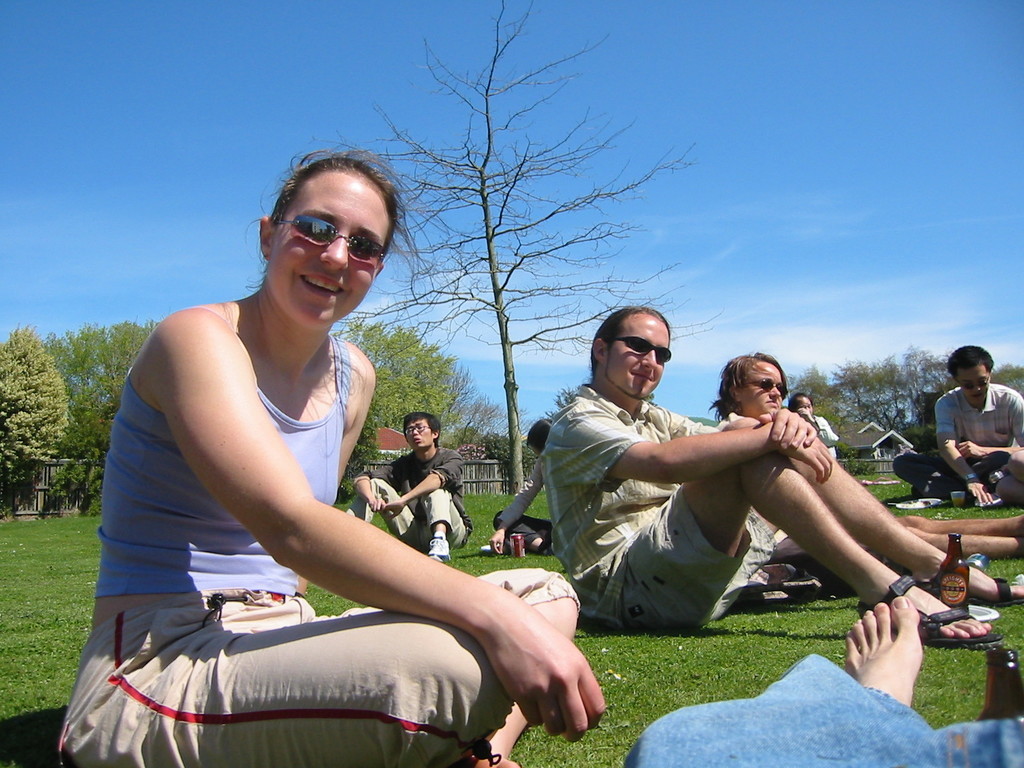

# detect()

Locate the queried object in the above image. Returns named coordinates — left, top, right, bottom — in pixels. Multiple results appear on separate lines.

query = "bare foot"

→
left=845, top=596, right=923, bottom=707
left=968, top=567, right=1024, bottom=603
left=485, top=706, right=527, bottom=768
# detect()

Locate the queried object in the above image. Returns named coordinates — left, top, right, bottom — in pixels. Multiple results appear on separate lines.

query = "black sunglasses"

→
left=957, top=378, right=990, bottom=391
left=613, top=336, right=672, bottom=364
left=750, top=378, right=787, bottom=396
left=278, top=215, right=386, bottom=262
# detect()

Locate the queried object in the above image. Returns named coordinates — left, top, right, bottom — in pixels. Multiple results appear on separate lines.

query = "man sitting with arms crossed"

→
left=349, top=411, right=471, bottom=562
left=894, top=345, right=1024, bottom=507
left=543, top=307, right=1019, bottom=641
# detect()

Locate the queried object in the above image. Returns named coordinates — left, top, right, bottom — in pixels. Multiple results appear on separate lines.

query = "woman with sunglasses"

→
left=711, top=352, right=791, bottom=427
left=713, top=354, right=1024, bottom=584
left=60, top=150, right=603, bottom=768
left=710, top=354, right=847, bottom=599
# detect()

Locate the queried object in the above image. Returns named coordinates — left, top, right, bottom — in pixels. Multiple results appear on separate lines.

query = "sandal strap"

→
left=922, top=607, right=970, bottom=630
left=883, top=575, right=918, bottom=602
left=993, top=577, right=1011, bottom=603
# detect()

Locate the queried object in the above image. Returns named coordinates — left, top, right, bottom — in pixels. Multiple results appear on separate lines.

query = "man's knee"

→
left=1009, top=452, right=1024, bottom=478
left=894, top=452, right=936, bottom=472
left=892, top=454, right=917, bottom=489
left=423, top=489, right=459, bottom=525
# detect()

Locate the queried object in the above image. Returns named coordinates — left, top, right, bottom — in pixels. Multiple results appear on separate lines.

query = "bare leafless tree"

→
left=446, top=364, right=507, bottom=447
left=365, top=4, right=694, bottom=486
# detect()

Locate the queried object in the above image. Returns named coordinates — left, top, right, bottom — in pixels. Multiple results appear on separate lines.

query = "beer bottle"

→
left=937, top=533, right=969, bottom=608
left=978, top=647, right=1024, bottom=720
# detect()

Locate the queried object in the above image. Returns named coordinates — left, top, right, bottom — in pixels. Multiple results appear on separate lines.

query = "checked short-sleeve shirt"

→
left=543, top=386, right=718, bottom=620
left=934, top=383, right=1024, bottom=448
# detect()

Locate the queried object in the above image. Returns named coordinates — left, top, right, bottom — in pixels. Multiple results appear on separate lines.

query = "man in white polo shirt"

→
left=894, top=345, right=1024, bottom=505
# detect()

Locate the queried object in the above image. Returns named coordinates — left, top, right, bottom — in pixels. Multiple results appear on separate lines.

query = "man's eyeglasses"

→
left=613, top=336, right=672, bottom=364
left=750, top=378, right=787, bottom=396
left=278, top=215, right=386, bottom=263
left=957, top=378, right=990, bottom=391
left=404, top=424, right=432, bottom=435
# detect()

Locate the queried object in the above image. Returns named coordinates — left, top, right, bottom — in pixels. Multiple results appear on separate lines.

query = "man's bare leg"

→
left=702, top=456, right=995, bottom=639
left=795, top=463, right=950, bottom=578
left=785, top=458, right=1024, bottom=604
left=903, top=526, right=1024, bottom=559
left=900, top=514, right=1024, bottom=537
left=737, top=463, right=897, bottom=594
left=844, top=596, right=922, bottom=707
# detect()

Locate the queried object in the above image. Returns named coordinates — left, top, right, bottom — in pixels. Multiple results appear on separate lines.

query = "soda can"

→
left=965, top=553, right=990, bottom=571
left=510, top=533, right=526, bottom=558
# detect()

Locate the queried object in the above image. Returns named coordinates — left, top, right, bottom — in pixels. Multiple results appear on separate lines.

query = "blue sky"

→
left=2, top=1, right=1022, bottom=424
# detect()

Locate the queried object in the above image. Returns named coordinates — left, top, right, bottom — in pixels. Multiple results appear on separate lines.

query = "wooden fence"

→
left=4, top=460, right=90, bottom=518
left=6, top=452, right=897, bottom=518
left=5, top=458, right=512, bottom=519
left=363, top=459, right=510, bottom=495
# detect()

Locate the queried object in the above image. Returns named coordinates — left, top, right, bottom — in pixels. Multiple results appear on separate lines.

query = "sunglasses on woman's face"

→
left=613, top=336, right=672, bottom=364
left=279, top=215, right=386, bottom=263
left=750, top=378, right=787, bottom=396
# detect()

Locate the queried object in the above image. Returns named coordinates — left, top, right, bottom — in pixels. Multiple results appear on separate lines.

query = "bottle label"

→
left=940, top=573, right=968, bottom=606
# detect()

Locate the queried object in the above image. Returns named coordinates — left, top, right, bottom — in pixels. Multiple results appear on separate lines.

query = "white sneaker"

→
left=428, top=537, right=451, bottom=562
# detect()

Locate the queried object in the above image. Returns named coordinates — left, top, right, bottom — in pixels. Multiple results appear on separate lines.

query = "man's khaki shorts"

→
left=618, top=487, right=776, bottom=628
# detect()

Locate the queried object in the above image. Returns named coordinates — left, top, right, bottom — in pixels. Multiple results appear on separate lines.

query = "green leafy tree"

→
left=793, top=348, right=949, bottom=432
left=338, top=320, right=500, bottom=479
left=0, top=327, right=68, bottom=512
left=546, top=385, right=585, bottom=420
left=835, top=442, right=873, bottom=477
left=830, top=357, right=908, bottom=431
left=901, top=347, right=949, bottom=426
left=900, top=423, right=938, bottom=454
left=788, top=364, right=841, bottom=425
left=993, top=364, right=1024, bottom=396
left=341, top=320, right=460, bottom=430
left=44, top=321, right=155, bottom=513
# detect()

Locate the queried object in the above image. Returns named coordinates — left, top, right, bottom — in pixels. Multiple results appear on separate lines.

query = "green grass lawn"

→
left=2, top=482, right=1022, bottom=768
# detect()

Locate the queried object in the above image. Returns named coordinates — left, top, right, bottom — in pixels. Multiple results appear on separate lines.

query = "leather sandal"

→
left=861, top=575, right=1003, bottom=651
left=969, top=577, right=1024, bottom=608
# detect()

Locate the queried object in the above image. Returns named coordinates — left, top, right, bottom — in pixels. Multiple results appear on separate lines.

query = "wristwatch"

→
left=964, top=472, right=979, bottom=483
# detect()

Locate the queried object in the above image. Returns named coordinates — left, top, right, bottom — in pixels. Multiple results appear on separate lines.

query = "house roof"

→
left=838, top=421, right=913, bottom=450
left=376, top=427, right=407, bottom=452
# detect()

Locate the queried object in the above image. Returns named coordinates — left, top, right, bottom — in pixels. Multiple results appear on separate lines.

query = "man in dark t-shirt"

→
left=349, top=411, right=471, bottom=562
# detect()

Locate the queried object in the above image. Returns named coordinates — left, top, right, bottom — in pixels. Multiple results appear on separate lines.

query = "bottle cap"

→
left=986, top=647, right=1019, bottom=666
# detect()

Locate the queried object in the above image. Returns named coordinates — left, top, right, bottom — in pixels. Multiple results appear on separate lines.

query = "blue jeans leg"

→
left=625, top=654, right=1024, bottom=768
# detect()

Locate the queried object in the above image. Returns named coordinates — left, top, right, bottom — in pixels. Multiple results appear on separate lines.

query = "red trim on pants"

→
left=105, top=611, right=471, bottom=746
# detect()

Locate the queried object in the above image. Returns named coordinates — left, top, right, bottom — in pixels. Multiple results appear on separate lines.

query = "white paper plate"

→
left=893, top=498, right=942, bottom=510
left=969, top=605, right=1001, bottom=622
